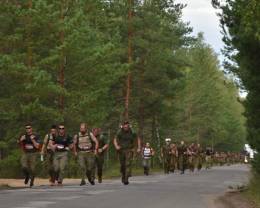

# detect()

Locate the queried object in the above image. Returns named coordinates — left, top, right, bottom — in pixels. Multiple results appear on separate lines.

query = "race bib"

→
left=57, top=144, right=65, bottom=150
left=25, top=144, right=34, bottom=150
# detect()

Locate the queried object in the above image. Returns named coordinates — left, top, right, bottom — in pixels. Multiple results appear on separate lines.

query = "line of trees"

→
left=212, top=0, right=260, bottom=173
left=0, top=0, right=246, bottom=177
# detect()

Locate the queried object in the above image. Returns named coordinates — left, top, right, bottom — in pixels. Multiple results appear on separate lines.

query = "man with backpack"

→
left=74, top=123, right=99, bottom=186
left=113, top=121, right=141, bottom=185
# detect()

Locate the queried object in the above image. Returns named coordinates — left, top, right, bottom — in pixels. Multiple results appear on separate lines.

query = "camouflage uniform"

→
left=177, top=144, right=187, bottom=174
left=75, top=132, right=96, bottom=185
left=205, top=148, right=213, bottom=169
left=194, top=145, right=203, bottom=171
left=95, top=132, right=109, bottom=183
left=115, top=128, right=137, bottom=184
left=170, top=144, right=178, bottom=173
left=161, top=144, right=172, bottom=174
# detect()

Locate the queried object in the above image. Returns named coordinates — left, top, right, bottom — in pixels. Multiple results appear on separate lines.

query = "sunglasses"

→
left=59, top=127, right=65, bottom=130
left=25, top=127, right=32, bottom=129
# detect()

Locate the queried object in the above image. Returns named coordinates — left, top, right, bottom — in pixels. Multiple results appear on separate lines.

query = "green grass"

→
left=244, top=174, right=260, bottom=208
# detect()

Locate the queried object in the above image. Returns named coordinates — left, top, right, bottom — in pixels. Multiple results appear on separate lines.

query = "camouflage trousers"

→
left=205, top=155, right=212, bottom=169
left=163, top=155, right=171, bottom=174
left=95, top=154, right=105, bottom=179
left=44, top=152, right=55, bottom=181
left=195, top=155, right=203, bottom=170
left=170, top=155, right=178, bottom=172
left=188, top=155, right=195, bottom=172
left=53, top=151, right=68, bottom=183
left=118, top=149, right=133, bottom=180
left=178, top=155, right=187, bottom=173
left=78, top=151, right=96, bottom=181
left=21, top=152, right=38, bottom=178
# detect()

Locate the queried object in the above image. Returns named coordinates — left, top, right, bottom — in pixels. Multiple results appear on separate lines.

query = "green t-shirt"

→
left=97, top=133, right=109, bottom=148
left=116, top=129, right=137, bottom=149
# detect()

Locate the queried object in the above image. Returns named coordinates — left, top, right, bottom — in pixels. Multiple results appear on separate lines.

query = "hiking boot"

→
left=80, top=179, right=86, bottom=186
left=98, top=177, right=102, bottom=183
left=24, top=175, right=30, bottom=185
left=29, top=176, right=34, bottom=187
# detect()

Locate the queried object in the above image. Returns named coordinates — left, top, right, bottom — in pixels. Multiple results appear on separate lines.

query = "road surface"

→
left=0, top=164, right=250, bottom=208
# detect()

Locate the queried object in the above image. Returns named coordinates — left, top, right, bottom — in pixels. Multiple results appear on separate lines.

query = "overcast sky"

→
left=175, top=0, right=249, bottom=97
left=175, top=0, right=224, bottom=61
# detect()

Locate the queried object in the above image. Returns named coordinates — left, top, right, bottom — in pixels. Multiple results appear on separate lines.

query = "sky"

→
left=175, top=0, right=224, bottom=61
left=175, top=0, right=248, bottom=97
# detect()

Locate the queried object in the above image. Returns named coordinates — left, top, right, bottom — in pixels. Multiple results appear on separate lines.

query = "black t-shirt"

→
left=22, top=134, right=41, bottom=152
left=51, top=134, right=73, bottom=151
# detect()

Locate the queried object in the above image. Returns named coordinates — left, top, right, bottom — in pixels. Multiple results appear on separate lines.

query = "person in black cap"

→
left=113, top=121, right=141, bottom=185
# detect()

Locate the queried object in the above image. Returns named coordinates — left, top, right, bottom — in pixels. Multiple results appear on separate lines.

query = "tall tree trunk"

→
left=124, top=0, right=133, bottom=121
left=59, top=0, right=65, bottom=113
left=138, top=57, right=145, bottom=143
left=27, top=0, right=32, bottom=68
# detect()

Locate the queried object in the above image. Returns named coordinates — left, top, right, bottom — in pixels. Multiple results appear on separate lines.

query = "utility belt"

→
left=77, top=145, right=93, bottom=152
left=78, top=148, right=93, bottom=153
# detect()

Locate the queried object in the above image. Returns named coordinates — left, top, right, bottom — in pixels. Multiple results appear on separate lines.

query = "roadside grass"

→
left=244, top=174, right=260, bottom=208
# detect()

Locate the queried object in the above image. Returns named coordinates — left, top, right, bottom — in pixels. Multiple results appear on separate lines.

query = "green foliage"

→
left=0, top=0, right=247, bottom=177
left=212, top=0, right=260, bottom=171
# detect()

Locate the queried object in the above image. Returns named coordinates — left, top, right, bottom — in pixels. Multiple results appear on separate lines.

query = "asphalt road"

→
left=0, top=164, right=250, bottom=208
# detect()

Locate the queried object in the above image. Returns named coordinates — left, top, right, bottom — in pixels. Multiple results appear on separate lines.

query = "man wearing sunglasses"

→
left=19, top=124, right=41, bottom=187
left=49, top=124, right=73, bottom=185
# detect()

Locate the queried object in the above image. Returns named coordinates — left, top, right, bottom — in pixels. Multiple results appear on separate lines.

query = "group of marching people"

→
left=18, top=123, right=109, bottom=187
left=149, top=138, right=246, bottom=175
left=18, top=121, right=245, bottom=187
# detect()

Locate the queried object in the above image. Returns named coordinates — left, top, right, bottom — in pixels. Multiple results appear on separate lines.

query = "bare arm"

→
left=136, top=136, right=141, bottom=153
left=151, top=148, right=155, bottom=156
left=102, top=144, right=109, bottom=151
left=30, top=135, right=40, bottom=149
left=90, top=133, right=99, bottom=154
left=41, top=135, right=48, bottom=155
left=72, top=134, right=78, bottom=155
left=49, top=139, right=57, bottom=152
left=113, top=137, right=121, bottom=150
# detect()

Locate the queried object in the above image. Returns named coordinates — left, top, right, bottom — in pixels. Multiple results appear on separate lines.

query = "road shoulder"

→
left=210, top=191, right=257, bottom=208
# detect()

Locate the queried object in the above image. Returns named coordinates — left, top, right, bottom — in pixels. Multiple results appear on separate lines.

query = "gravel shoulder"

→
left=213, top=192, right=256, bottom=208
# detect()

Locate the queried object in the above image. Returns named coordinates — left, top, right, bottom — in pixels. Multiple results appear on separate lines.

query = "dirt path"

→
left=0, top=178, right=82, bottom=188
